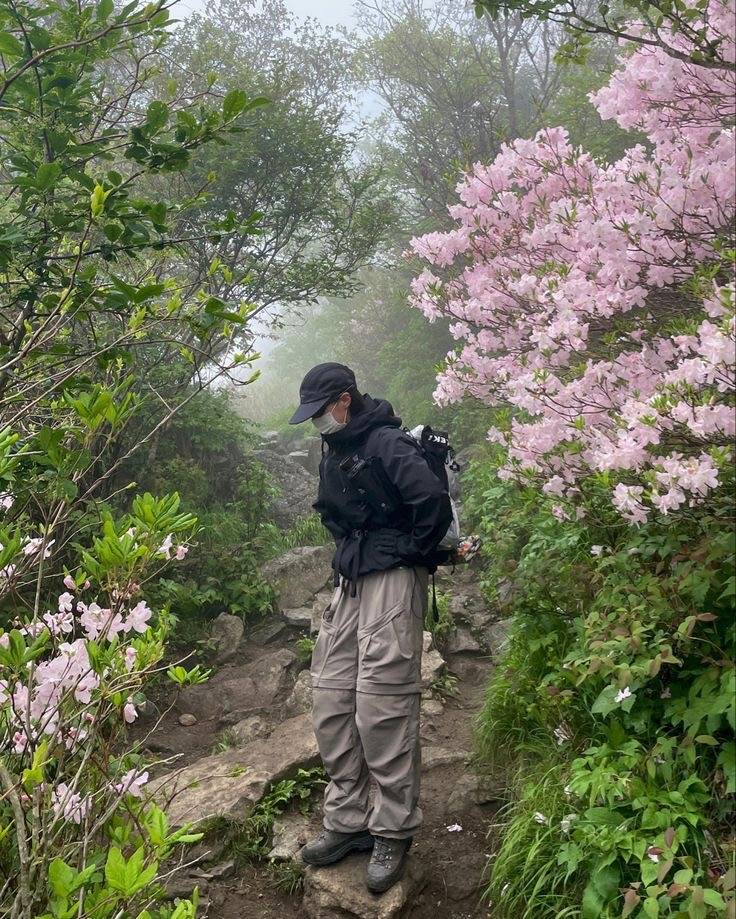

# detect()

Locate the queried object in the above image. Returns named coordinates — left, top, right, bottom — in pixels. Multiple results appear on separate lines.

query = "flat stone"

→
left=283, top=607, right=314, bottom=629
left=422, top=746, right=470, bottom=771
left=200, top=860, right=236, bottom=880
left=153, top=713, right=319, bottom=827
left=283, top=670, right=313, bottom=717
left=210, top=613, right=244, bottom=664
left=248, top=618, right=288, bottom=645
left=178, top=713, right=197, bottom=726
left=421, top=648, right=446, bottom=689
left=268, top=813, right=310, bottom=861
left=302, top=852, right=426, bottom=918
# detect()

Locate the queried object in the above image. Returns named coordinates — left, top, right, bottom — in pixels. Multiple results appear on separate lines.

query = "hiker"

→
left=288, top=362, right=452, bottom=894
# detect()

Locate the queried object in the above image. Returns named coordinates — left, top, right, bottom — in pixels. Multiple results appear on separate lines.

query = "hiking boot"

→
left=366, top=836, right=412, bottom=893
left=300, top=828, right=374, bottom=867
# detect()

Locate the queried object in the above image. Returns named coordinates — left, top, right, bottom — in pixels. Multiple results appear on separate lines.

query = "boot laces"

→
left=373, top=837, right=398, bottom=865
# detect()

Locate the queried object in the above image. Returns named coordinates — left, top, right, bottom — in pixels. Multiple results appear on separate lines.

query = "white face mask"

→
left=312, top=405, right=347, bottom=435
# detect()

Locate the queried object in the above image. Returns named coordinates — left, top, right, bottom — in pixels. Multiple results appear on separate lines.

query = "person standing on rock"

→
left=288, top=362, right=452, bottom=894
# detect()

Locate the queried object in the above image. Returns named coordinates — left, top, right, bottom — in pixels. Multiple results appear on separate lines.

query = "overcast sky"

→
left=175, top=0, right=358, bottom=28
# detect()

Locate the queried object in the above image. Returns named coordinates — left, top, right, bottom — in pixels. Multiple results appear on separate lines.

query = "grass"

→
left=259, top=514, right=331, bottom=560
left=483, top=757, right=584, bottom=919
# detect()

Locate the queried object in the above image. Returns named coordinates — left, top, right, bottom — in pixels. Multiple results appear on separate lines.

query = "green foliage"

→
left=469, top=452, right=735, bottom=918
left=472, top=0, right=730, bottom=70
left=224, top=768, right=327, bottom=862
left=259, top=514, right=332, bottom=558
left=424, top=589, right=454, bottom=645
left=430, top=671, right=460, bottom=700
left=296, top=636, right=316, bottom=663
left=167, top=664, right=212, bottom=687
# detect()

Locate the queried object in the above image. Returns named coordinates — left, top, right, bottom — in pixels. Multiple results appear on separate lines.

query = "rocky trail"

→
left=132, top=435, right=509, bottom=918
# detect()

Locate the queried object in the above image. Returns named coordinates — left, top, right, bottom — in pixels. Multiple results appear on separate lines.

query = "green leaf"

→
left=222, top=89, right=248, bottom=121
left=96, top=0, right=114, bottom=20
left=0, top=32, right=25, bottom=58
left=48, top=858, right=75, bottom=898
left=36, top=163, right=61, bottom=190
left=146, top=101, right=169, bottom=131
left=104, top=847, right=127, bottom=892
left=642, top=898, right=659, bottom=917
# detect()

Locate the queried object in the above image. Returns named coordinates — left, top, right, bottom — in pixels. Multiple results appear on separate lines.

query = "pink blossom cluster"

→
left=409, top=0, right=736, bottom=521
left=0, top=577, right=163, bottom=824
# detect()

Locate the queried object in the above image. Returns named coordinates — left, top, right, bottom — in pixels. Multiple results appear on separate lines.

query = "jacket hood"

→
left=322, top=395, right=401, bottom=450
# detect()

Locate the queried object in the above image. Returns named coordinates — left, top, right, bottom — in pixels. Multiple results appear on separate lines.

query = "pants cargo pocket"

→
left=311, top=616, right=337, bottom=683
left=358, top=602, right=421, bottom=688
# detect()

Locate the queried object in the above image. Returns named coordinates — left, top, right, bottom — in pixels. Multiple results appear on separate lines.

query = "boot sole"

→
left=366, top=841, right=412, bottom=894
left=301, top=835, right=374, bottom=867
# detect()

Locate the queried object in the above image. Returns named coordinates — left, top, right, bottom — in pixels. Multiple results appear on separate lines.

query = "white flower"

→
left=446, top=823, right=463, bottom=832
left=615, top=686, right=632, bottom=703
left=554, top=724, right=571, bottom=745
left=23, top=536, right=55, bottom=558
left=590, top=545, right=604, bottom=556
left=158, top=533, right=174, bottom=559
left=563, top=784, right=574, bottom=799
left=560, top=814, right=577, bottom=834
left=660, top=687, right=671, bottom=699
left=533, top=812, right=548, bottom=825
left=0, top=493, right=14, bottom=511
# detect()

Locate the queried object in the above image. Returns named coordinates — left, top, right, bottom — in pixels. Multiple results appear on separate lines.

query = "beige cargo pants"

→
left=310, top=565, right=428, bottom=840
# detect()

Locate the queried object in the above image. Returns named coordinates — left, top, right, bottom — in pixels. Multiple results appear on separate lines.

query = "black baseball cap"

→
left=289, top=362, right=357, bottom=425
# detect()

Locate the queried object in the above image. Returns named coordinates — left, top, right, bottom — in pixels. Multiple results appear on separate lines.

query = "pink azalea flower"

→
left=125, top=601, right=152, bottom=634
left=114, top=769, right=150, bottom=798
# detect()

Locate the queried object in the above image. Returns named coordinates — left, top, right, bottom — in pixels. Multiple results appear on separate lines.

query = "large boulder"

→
left=176, top=648, right=299, bottom=722
left=253, top=448, right=318, bottom=528
left=153, top=713, right=319, bottom=826
left=420, top=631, right=446, bottom=689
left=302, top=853, right=426, bottom=919
left=210, top=613, right=244, bottom=664
left=261, top=545, right=333, bottom=611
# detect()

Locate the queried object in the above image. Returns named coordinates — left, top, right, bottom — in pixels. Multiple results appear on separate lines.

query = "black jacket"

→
left=312, top=395, right=453, bottom=586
